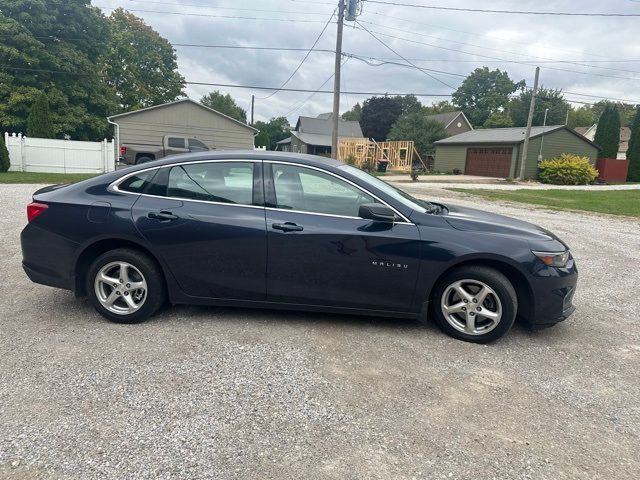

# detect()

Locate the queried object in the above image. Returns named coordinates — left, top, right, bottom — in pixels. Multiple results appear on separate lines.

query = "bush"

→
left=538, top=154, right=598, bottom=185
left=344, top=154, right=356, bottom=166
left=0, top=135, right=10, bottom=173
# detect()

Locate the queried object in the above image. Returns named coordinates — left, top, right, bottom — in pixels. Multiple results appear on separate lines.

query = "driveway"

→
left=1, top=184, right=638, bottom=479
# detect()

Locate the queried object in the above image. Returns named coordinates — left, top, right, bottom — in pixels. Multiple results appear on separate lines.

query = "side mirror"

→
left=359, top=203, right=396, bottom=223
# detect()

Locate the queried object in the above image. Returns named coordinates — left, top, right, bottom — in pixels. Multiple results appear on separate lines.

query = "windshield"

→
left=338, top=165, right=433, bottom=213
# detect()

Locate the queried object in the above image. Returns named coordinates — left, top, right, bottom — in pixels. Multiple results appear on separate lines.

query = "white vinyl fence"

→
left=5, top=132, right=116, bottom=174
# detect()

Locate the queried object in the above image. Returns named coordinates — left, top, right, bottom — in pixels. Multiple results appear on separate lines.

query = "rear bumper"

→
left=21, top=223, right=78, bottom=291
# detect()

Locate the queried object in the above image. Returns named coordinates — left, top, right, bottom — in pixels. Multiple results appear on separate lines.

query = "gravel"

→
left=1, top=183, right=638, bottom=479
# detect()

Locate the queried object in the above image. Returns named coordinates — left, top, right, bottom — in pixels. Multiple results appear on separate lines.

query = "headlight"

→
left=532, top=250, right=570, bottom=268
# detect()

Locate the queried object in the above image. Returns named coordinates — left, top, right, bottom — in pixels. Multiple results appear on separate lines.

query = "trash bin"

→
left=377, top=159, right=389, bottom=173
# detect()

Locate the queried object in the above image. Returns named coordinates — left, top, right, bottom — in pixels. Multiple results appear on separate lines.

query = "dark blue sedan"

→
left=21, top=151, right=577, bottom=343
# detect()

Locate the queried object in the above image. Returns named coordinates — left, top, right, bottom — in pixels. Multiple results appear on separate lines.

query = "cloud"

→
left=98, top=0, right=640, bottom=122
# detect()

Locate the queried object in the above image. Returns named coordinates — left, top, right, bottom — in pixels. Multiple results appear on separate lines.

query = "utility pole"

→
left=250, top=95, right=255, bottom=126
left=518, top=66, right=540, bottom=180
left=331, top=0, right=346, bottom=159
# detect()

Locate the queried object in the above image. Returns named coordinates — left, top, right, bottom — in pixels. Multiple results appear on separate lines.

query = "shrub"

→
left=538, top=154, right=598, bottom=185
left=344, top=154, right=357, bottom=166
left=0, top=135, right=9, bottom=173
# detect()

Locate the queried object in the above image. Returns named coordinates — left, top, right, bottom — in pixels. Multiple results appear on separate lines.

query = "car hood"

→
left=443, top=204, right=559, bottom=243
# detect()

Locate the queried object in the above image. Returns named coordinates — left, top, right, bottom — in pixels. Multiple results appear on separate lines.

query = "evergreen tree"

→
left=0, top=133, right=9, bottom=173
left=627, top=107, right=640, bottom=181
left=593, top=104, right=620, bottom=159
left=27, top=92, right=55, bottom=138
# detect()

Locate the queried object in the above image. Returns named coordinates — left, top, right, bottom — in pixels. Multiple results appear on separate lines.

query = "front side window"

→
left=168, top=162, right=254, bottom=205
left=188, top=138, right=209, bottom=150
left=272, top=164, right=375, bottom=217
left=167, top=137, right=185, bottom=149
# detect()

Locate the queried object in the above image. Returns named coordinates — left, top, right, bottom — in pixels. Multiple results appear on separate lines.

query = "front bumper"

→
left=526, top=258, right=578, bottom=329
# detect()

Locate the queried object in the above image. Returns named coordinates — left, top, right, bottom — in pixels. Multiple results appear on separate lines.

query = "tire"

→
left=86, top=248, right=165, bottom=324
left=431, top=266, right=517, bottom=343
left=135, top=156, right=153, bottom=165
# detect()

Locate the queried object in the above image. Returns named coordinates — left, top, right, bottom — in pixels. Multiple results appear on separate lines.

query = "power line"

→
left=256, top=9, right=336, bottom=100
left=94, top=6, right=333, bottom=23
left=357, top=19, right=640, bottom=77
left=117, top=0, right=332, bottom=15
left=353, top=19, right=456, bottom=89
left=351, top=26, right=640, bottom=82
left=363, top=1, right=640, bottom=17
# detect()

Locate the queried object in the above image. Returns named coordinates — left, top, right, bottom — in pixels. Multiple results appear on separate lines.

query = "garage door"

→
left=465, top=147, right=513, bottom=177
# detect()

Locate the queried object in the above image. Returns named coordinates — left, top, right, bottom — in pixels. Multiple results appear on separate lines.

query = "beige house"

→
left=108, top=98, right=257, bottom=152
left=575, top=124, right=630, bottom=160
left=426, top=111, right=473, bottom=136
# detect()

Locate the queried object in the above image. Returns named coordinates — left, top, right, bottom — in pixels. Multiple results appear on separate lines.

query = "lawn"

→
left=449, top=188, right=640, bottom=218
left=0, top=172, right=97, bottom=184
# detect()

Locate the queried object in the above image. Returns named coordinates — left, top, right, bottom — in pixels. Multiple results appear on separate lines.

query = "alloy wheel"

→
left=94, top=261, right=147, bottom=315
left=440, top=279, right=502, bottom=336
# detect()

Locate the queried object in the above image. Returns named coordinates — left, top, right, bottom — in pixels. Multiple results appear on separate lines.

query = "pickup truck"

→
left=119, top=135, right=211, bottom=165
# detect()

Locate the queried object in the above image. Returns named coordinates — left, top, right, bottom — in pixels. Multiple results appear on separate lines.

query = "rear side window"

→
left=167, top=162, right=254, bottom=205
left=118, top=170, right=157, bottom=193
left=167, top=137, right=185, bottom=148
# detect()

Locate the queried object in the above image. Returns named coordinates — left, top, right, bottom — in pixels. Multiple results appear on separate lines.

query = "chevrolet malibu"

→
left=21, top=151, right=577, bottom=343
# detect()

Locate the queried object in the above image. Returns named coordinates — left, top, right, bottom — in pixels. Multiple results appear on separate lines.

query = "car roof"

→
left=125, top=150, right=344, bottom=172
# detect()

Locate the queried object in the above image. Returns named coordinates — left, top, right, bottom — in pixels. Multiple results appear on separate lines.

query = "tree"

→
left=397, top=94, right=422, bottom=115
left=27, top=92, right=55, bottom=138
left=509, top=87, right=569, bottom=127
left=594, top=104, right=621, bottom=159
left=567, top=106, right=595, bottom=129
left=254, top=117, right=290, bottom=150
left=627, top=107, right=640, bottom=181
left=483, top=111, right=513, bottom=128
left=452, top=67, right=523, bottom=127
left=104, top=8, right=185, bottom=112
left=0, top=0, right=116, bottom=140
left=200, top=91, right=248, bottom=123
left=342, top=103, right=362, bottom=122
left=591, top=101, right=637, bottom=127
left=360, top=96, right=404, bottom=141
left=0, top=133, right=9, bottom=173
left=423, top=100, right=457, bottom=116
left=387, top=113, right=448, bottom=156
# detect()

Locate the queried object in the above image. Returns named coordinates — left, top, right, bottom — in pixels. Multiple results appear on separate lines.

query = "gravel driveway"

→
left=1, top=183, right=638, bottom=479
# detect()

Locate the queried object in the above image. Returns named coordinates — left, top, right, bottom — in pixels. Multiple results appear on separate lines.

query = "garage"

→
left=433, top=125, right=600, bottom=178
left=465, top=147, right=513, bottom=177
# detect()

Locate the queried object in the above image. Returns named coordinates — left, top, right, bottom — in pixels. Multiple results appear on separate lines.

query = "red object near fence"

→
left=596, top=158, right=629, bottom=183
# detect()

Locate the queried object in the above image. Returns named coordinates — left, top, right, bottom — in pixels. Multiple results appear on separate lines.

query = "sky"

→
left=96, top=0, right=640, bottom=124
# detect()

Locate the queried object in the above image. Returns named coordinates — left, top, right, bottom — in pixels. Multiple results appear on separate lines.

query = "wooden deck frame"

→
left=337, top=138, right=426, bottom=170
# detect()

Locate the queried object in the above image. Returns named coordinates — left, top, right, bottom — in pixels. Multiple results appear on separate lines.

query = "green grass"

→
left=449, top=188, right=640, bottom=218
left=0, top=172, right=97, bottom=184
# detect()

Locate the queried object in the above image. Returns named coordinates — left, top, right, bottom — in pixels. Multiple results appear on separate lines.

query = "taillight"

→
left=27, top=202, right=48, bottom=222
left=120, top=145, right=127, bottom=156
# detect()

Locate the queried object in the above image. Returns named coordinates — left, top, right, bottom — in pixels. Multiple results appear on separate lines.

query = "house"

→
left=107, top=98, right=258, bottom=152
left=574, top=124, right=630, bottom=160
left=276, top=113, right=363, bottom=156
left=433, top=125, right=600, bottom=178
left=426, top=111, right=473, bottom=136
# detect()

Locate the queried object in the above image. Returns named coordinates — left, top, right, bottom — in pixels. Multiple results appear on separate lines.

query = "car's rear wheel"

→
left=86, top=248, right=165, bottom=324
left=135, top=156, right=153, bottom=165
left=431, top=266, right=517, bottom=343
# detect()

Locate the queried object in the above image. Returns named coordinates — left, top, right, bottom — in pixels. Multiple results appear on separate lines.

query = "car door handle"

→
left=148, top=211, right=178, bottom=221
left=272, top=222, right=303, bottom=232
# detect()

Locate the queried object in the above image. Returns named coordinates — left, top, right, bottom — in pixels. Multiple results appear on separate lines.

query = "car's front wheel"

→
left=431, top=266, right=517, bottom=343
left=86, top=248, right=165, bottom=324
